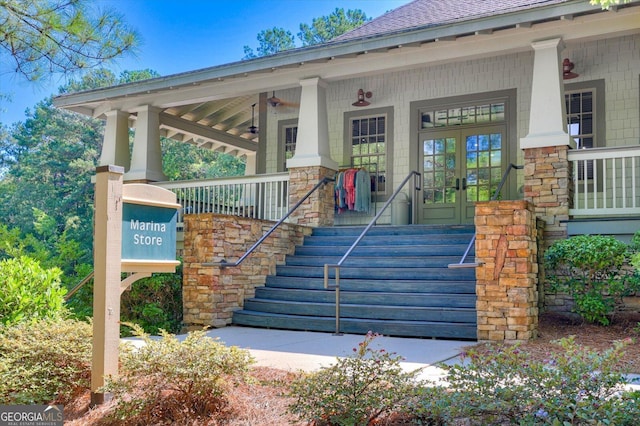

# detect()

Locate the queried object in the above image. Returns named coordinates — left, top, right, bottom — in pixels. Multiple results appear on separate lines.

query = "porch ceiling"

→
left=158, top=94, right=261, bottom=155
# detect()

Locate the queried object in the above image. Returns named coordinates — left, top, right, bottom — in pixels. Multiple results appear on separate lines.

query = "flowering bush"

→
left=288, top=331, right=423, bottom=425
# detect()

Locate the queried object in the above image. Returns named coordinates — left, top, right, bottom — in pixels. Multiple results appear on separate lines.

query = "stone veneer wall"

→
left=475, top=200, right=539, bottom=342
left=523, top=145, right=572, bottom=248
left=288, top=165, right=336, bottom=227
left=182, top=213, right=312, bottom=329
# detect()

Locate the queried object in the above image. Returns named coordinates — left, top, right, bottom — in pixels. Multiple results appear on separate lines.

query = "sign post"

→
left=91, top=166, right=180, bottom=406
left=91, top=165, right=124, bottom=406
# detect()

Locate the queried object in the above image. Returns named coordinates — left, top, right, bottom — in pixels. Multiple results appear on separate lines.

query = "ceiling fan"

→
left=248, top=103, right=258, bottom=134
left=267, top=91, right=299, bottom=108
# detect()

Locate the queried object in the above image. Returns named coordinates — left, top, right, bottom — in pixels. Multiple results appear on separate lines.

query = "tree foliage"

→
left=243, top=27, right=295, bottom=59
left=298, top=8, right=369, bottom=46
left=243, top=8, right=369, bottom=59
left=0, top=0, right=139, bottom=83
left=0, top=255, right=66, bottom=326
left=590, top=0, right=632, bottom=9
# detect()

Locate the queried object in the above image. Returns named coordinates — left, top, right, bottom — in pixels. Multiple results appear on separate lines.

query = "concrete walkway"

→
left=125, top=326, right=639, bottom=389
left=200, top=326, right=471, bottom=381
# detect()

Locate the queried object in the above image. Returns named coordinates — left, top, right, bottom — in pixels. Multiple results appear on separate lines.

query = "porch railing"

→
left=568, top=145, right=640, bottom=217
left=154, top=173, right=289, bottom=227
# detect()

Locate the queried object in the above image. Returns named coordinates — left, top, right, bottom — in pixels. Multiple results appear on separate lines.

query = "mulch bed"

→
left=64, top=312, right=640, bottom=424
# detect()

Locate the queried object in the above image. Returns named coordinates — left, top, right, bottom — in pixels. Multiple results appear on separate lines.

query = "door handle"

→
left=455, top=178, right=460, bottom=190
left=462, top=178, right=467, bottom=190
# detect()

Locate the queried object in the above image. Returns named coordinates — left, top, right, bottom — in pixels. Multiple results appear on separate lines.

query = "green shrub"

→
left=104, top=324, right=254, bottom=424
left=0, top=318, right=92, bottom=404
left=120, top=265, right=183, bottom=335
left=0, top=255, right=67, bottom=326
left=544, top=234, right=640, bottom=325
left=65, top=265, right=183, bottom=335
left=411, top=337, right=640, bottom=425
left=288, top=332, right=422, bottom=426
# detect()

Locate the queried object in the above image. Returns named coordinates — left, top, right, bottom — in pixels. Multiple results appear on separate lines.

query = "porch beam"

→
left=159, top=112, right=257, bottom=152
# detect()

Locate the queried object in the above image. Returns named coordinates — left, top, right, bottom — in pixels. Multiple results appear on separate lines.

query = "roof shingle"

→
left=334, top=0, right=569, bottom=42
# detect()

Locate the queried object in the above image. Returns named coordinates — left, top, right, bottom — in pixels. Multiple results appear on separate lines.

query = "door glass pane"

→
left=423, top=137, right=456, bottom=205
left=465, top=132, right=502, bottom=202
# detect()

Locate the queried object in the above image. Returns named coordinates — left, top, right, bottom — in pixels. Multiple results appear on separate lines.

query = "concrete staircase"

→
left=232, top=225, right=477, bottom=340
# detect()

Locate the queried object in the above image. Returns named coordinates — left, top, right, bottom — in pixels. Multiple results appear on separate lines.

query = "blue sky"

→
left=0, top=0, right=408, bottom=126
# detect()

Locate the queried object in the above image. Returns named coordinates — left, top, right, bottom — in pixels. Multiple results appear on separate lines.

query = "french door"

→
left=420, top=126, right=506, bottom=224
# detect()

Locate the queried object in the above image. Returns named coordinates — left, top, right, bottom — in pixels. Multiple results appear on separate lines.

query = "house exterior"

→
left=54, top=0, right=640, bottom=341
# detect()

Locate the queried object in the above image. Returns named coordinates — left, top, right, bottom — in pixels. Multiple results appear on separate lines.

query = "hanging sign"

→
left=121, top=184, right=181, bottom=273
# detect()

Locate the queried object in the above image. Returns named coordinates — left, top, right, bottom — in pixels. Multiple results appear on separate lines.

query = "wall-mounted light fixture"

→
left=563, top=58, right=579, bottom=80
left=352, top=89, right=372, bottom=107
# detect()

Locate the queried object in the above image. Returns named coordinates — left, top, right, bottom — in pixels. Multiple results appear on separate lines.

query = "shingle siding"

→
left=264, top=34, right=639, bottom=225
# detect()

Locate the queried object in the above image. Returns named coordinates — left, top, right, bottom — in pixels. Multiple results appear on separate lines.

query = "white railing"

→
left=154, top=173, right=289, bottom=227
left=569, top=145, right=640, bottom=216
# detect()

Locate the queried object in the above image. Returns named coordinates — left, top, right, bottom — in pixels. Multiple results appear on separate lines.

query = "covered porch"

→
left=52, top=0, right=640, bottom=341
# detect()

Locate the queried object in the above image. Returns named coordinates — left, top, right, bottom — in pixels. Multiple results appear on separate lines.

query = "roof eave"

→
left=52, top=0, right=611, bottom=110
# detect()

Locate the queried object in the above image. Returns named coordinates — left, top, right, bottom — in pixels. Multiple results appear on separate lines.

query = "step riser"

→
left=233, top=312, right=477, bottom=340
left=286, top=256, right=465, bottom=268
left=311, top=225, right=475, bottom=237
left=243, top=300, right=477, bottom=323
left=254, top=288, right=476, bottom=308
left=295, top=245, right=474, bottom=257
left=276, top=266, right=476, bottom=280
left=304, top=235, right=474, bottom=246
left=264, top=276, right=476, bottom=294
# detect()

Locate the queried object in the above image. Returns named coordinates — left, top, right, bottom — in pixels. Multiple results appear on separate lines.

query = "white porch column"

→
left=100, top=110, right=130, bottom=170
left=244, top=152, right=257, bottom=176
left=286, top=77, right=338, bottom=170
left=520, top=38, right=575, bottom=149
left=126, top=105, right=167, bottom=182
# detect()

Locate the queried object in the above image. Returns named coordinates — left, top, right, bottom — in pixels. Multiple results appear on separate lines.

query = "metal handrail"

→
left=323, top=170, right=422, bottom=335
left=449, top=163, right=523, bottom=268
left=64, top=270, right=94, bottom=301
left=204, top=176, right=335, bottom=268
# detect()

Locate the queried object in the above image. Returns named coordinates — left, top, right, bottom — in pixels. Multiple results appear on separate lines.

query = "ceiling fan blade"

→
left=280, top=101, right=300, bottom=108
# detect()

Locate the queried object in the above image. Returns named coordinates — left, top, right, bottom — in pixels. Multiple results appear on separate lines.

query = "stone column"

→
left=520, top=38, right=574, bottom=245
left=100, top=110, right=130, bottom=171
left=475, top=200, right=539, bottom=343
left=286, top=77, right=338, bottom=227
left=126, top=105, right=167, bottom=182
left=288, top=166, right=336, bottom=227
left=523, top=146, right=572, bottom=245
